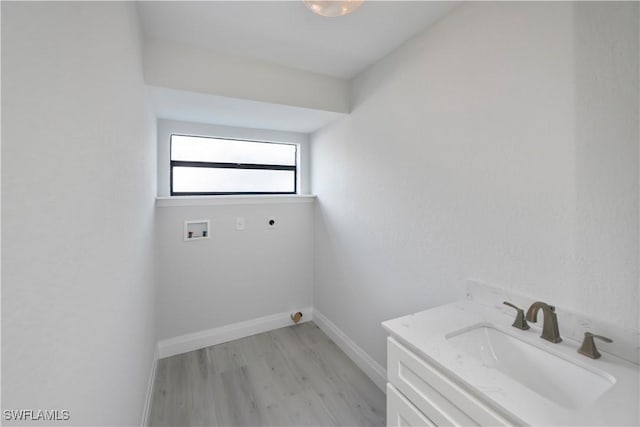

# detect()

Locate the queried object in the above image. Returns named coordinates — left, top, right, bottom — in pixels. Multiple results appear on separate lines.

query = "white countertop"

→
left=382, top=300, right=639, bottom=426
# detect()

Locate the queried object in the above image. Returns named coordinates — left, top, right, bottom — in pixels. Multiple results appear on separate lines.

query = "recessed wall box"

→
left=184, top=220, right=210, bottom=241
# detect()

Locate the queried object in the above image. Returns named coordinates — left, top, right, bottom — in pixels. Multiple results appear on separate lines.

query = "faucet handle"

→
left=503, top=301, right=530, bottom=330
left=578, top=332, right=613, bottom=359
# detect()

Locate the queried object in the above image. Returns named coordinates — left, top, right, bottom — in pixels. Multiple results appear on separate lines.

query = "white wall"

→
left=2, top=2, right=157, bottom=425
left=311, top=1, right=638, bottom=367
left=156, top=119, right=311, bottom=197
left=574, top=2, right=639, bottom=333
left=155, top=199, right=314, bottom=340
left=143, top=37, right=350, bottom=114
left=155, top=120, right=314, bottom=341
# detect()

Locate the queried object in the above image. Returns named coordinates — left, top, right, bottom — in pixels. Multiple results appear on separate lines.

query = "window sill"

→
left=155, top=194, right=316, bottom=208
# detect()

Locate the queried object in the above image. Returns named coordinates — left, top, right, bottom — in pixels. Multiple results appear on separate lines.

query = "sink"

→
left=446, top=324, right=616, bottom=409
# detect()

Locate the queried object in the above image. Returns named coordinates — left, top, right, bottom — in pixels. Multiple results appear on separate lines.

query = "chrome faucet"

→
left=525, top=302, right=562, bottom=343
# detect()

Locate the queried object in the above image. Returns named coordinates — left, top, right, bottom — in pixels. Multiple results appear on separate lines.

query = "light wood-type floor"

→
left=149, top=322, right=386, bottom=426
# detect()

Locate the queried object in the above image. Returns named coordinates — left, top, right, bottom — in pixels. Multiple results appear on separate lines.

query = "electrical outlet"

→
left=236, top=217, right=245, bottom=230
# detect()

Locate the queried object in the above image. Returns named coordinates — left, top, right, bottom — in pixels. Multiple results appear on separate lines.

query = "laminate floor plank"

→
left=308, top=337, right=386, bottom=420
left=270, top=326, right=383, bottom=427
left=213, top=365, right=266, bottom=427
left=206, top=342, right=248, bottom=376
left=149, top=357, right=170, bottom=427
left=148, top=322, right=385, bottom=427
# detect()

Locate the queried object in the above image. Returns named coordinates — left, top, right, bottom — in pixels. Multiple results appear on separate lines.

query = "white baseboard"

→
left=312, top=309, right=387, bottom=392
left=141, top=345, right=159, bottom=427
left=157, top=307, right=313, bottom=359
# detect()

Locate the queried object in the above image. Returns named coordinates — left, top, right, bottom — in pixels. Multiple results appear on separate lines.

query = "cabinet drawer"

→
left=387, top=337, right=514, bottom=426
left=387, top=383, right=436, bottom=427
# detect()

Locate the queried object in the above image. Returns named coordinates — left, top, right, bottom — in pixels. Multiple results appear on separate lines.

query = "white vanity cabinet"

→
left=386, top=337, right=516, bottom=427
left=383, top=293, right=639, bottom=427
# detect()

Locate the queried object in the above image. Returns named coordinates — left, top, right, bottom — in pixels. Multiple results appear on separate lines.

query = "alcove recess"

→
left=184, top=220, right=210, bottom=241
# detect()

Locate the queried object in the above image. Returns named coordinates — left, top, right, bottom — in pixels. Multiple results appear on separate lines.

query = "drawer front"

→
left=387, top=383, right=436, bottom=427
left=387, top=337, right=514, bottom=427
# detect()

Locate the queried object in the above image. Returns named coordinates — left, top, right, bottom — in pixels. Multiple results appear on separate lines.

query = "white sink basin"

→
left=446, top=324, right=616, bottom=409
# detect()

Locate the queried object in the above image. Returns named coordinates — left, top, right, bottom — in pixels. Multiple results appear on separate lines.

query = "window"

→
left=170, top=134, right=297, bottom=195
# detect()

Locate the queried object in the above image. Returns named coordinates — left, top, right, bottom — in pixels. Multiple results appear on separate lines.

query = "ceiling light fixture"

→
left=304, top=0, right=364, bottom=17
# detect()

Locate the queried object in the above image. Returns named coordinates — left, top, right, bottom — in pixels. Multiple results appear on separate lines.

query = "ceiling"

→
left=137, top=1, right=459, bottom=79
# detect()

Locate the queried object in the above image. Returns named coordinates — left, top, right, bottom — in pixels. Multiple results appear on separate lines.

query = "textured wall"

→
left=312, top=1, right=638, bottom=367
left=156, top=200, right=314, bottom=340
left=574, top=1, right=639, bottom=332
left=2, top=2, right=157, bottom=425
